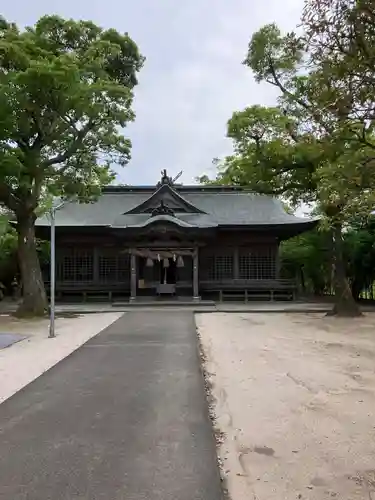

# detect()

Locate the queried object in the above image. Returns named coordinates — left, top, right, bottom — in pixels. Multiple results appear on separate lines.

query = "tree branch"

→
left=42, top=119, right=95, bottom=169
left=267, top=57, right=334, bottom=135
left=0, top=182, right=20, bottom=212
left=30, top=111, right=45, bottom=151
left=256, top=182, right=308, bottom=196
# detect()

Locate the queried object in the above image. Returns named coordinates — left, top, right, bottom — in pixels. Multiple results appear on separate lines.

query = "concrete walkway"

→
left=0, top=312, right=223, bottom=500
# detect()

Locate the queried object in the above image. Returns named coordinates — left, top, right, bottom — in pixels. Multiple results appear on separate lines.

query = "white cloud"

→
left=2, top=0, right=305, bottom=184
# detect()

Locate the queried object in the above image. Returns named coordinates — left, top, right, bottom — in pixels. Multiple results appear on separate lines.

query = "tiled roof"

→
left=36, top=185, right=316, bottom=228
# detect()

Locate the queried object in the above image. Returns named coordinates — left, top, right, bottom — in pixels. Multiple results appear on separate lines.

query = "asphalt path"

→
left=0, top=312, right=223, bottom=500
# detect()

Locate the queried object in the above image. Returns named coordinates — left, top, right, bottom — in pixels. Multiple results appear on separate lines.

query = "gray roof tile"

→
left=36, top=186, right=316, bottom=228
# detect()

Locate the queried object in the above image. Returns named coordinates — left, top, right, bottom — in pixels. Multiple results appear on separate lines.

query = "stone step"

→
left=112, top=299, right=215, bottom=308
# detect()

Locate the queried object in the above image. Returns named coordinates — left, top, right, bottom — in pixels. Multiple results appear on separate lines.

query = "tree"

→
left=280, top=219, right=375, bottom=302
left=0, top=213, right=18, bottom=294
left=280, top=228, right=332, bottom=296
left=221, top=102, right=367, bottom=315
left=246, top=17, right=375, bottom=316
left=0, top=16, right=144, bottom=315
left=344, top=218, right=375, bottom=301
left=302, top=0, right=375, bottom=141
left=205, top=8, right=375, bottom=316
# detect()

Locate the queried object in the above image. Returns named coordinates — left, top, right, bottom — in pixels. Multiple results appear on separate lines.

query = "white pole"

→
left=48, top=201, right=65, bottom=338
left=49, top=207, right=56, bottom=338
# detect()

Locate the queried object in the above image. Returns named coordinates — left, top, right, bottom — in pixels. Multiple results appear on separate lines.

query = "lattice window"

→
left=57, top=248, right=94, bottom=282
left=98, top=249, right=130, bottom=283
left=200, top=250, right=234, bottom=280
left=239, top=247, right=276, bottom=280
left=98, top=251, right=116, bottom=282
left=117, top=253, right=130, bottom=281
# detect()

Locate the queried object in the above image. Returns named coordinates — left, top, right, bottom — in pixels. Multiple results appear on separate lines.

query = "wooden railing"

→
left=43, top=278, right=296, bottom=302
left=44, top=280, right=130, bottom=302
left=199, top=279, right=296, bottom=301
left=200, top=279, right=295, bottom=289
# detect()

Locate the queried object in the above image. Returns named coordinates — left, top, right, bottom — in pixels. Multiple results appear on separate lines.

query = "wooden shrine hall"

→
left=35, top=170, right=317, bottom=302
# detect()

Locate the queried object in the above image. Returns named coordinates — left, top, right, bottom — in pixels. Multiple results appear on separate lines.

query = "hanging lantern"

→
left=146, top=257, right=154, bottom=267
left=163, top=258, right=169, bottom=268
left=177, top=255, right=184, bottom=268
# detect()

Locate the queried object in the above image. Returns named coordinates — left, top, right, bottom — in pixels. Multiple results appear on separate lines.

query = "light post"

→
left=48, top=201, right=64, bottom=338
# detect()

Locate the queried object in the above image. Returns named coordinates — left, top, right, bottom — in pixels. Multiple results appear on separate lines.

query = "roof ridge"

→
left=101, top=185, right=261, bottom=193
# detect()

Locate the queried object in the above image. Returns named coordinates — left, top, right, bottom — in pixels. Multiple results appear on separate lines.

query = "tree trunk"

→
left=299, top=267, right=306, bottom=293
left=16, top=213, right=48, bottom=317
left=328, top=223, right=361, bottom=317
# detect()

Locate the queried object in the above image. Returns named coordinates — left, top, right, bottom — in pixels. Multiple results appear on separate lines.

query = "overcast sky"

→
left=3, top=0, right=304, bottom=186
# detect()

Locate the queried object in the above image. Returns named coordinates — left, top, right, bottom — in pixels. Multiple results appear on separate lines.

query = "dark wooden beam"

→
left=193, top=247, right=199, bottom=301
left=130, top=252, right=137, bottom=301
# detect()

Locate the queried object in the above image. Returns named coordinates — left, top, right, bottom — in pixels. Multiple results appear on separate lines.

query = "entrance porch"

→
left=129, top=248, right=200, bottom=301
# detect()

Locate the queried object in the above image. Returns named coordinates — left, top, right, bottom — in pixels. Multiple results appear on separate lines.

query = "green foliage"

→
left=0, top=215, right=17, bottom=266
left=0, top=15, right=144, bottom=312
left=280, top=229, right=332, bottom=296
left=302, top=0, right=375, bottom=133
left=245, top=24, right=304, bottom=85
left=344, top=220, right=375, bottom=299
left=0, top=214, right=49, bottom=271
left=220, top=105, right=320, bottom=207
left=280, top=221, right=375, bottom=300
left=0, top=15, right=144, bottom=212
left=206, top=7, right=375, bottom=225
left=0, top=214, right=18, bottom=297
left=204, top=3, right=375, bottom=314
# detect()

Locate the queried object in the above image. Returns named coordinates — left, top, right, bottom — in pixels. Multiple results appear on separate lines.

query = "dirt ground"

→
left=196, top=312, right=375, bottom=500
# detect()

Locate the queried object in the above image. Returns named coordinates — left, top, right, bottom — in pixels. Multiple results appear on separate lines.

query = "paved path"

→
left=0, top=312, right=223, bottom=500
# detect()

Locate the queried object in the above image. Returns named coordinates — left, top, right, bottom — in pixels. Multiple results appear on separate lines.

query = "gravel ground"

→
left=196, top=312, right=375, bottom=500
left=0, top=312, right=122, bottom=404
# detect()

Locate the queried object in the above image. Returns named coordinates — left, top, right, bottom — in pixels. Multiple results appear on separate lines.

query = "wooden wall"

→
left=45, top=230, right=280, bottom=286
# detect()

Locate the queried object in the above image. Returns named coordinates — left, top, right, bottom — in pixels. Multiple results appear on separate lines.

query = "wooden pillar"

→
left=93, top=247, right=99, bottom=284
left=275, top=240, right=280, bottom=279
left=130, top=251, right=137, bottom=302
left=193, top=247, right=200, bottom=301
left=233, top=246, right=239, bottom=280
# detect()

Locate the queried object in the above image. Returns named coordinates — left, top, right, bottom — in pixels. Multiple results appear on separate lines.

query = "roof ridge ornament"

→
left=157, top=169, right=173, bottom=187
left=151, top=199, right=175, bottom=217
left=157, top=169, right=183, bottom=187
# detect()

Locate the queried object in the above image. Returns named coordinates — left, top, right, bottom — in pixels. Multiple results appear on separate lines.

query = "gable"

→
left=125, top=184, right=206, bottom=215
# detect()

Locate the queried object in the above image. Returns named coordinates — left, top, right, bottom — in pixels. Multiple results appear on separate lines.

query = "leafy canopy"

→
left=0, top=15, right=144, bottom=215
left=203, top=14, right=375, bottom=225
left=281, top=219, right=375, bottom=300
left=198, top=1, right=375, bottom=315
